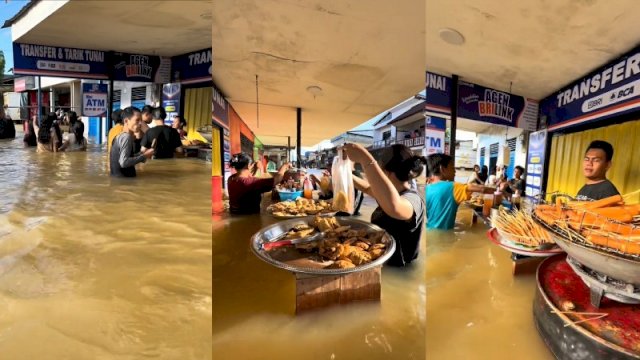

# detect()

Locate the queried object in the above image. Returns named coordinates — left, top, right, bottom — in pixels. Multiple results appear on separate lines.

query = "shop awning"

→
left=5, top=0, right=211, bottom=57
left=213, top=0, right=424, bottom=147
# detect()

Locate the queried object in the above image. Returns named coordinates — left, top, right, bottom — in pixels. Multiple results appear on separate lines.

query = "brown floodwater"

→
left=212, top=196, right=426, bottom=359
left=0, top=132, right=211, bottom=359
left=425, top=208, right=554, bottom=359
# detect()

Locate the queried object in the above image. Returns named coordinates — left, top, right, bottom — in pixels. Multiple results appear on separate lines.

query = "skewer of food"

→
left=492, top=208, right=555, bottom=249
left=534, top=193, right=640, bottom=256
left=262, top=216, right=388, bottom=269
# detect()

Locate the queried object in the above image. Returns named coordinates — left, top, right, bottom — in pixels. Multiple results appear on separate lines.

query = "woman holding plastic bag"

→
left=342, top=143, right=426, bottom=267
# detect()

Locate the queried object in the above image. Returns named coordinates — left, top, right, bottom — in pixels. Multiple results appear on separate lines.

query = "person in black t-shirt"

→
left=140, top=107, right=184, bottom=159
left=576, top=140, right=620, bottom=201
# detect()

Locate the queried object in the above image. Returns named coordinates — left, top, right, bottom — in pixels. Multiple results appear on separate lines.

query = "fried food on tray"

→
left=265, top=215, right=389, bottom=269
left=267, top=197, right=334, bottom=217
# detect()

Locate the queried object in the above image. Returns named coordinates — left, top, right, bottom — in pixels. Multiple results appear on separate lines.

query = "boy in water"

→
left=425, top=154, right=492, bottom=230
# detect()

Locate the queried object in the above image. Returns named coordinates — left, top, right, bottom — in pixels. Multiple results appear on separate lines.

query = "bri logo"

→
left=125, top=55, right=153, bottom=79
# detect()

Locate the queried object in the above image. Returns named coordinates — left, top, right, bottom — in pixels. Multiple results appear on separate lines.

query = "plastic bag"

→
left=331, top=149, right=355, bottom=213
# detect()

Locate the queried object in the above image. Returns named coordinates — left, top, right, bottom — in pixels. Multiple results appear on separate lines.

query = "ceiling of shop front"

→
left=13, top=0, right=212, bottom=56
left=426, top=0, right=640, bottom=100
left=212, top=0, right=425, bottom=147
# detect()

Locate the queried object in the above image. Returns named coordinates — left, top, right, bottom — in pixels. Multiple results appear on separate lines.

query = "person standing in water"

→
left=141, top=107, right=184, bottom=159
left=343, top=143, right=426, bottom=267
left=227, top=153, right=290, bottom=214
left=110, top=107, right=154, bottom=177
left=576, top=140, right=620, bottom=201
left=139, top=105, right=154, bottom=133
left=425, top=154, right=493, bottom=230
left=34, top=113, right=62, bottom=153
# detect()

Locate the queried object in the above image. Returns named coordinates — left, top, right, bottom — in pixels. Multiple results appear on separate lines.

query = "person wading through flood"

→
left=139, top=105, right=154, bottom=133
left=107, top=109, right=124, bottom=172
left=34, top=112, right=63, bottom=153
left=227, top=153, right=291, bottom=214
left=342, top=143, right=426, bottom=267
left=576, top=140, right=620, bottom=201
left=110, top=107, right=154, bottom=177
left=141, top=107, right=184, bottom=159
left=425, top=153, right=494, bottom=230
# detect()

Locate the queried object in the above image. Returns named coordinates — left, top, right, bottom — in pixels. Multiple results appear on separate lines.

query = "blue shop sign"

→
left=13, top=42, right=108, bottom=79
left=540, top=45, right=640, bottom=131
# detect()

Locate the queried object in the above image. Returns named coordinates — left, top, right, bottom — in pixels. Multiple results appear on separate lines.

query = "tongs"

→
left=261, top=231, right=327, bottom=251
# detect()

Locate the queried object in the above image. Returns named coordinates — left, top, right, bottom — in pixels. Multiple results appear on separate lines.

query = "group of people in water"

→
left=107, top=105, right=187, bottom=177
left=0, top=107, right=89, bottom=152
left=1, top=104, right=190, bottom=178
left=225, top=136, right=619, bottom=269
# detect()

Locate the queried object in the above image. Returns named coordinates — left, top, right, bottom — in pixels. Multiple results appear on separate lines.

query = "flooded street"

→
left=212, top=197, right=426, bottom=360
left=0, top=133, right=211, bottom=359
left=425, top=209, right=553, bottom=359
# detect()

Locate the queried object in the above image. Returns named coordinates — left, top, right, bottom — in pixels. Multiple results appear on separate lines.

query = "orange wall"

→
left=229, top=105, right=255, bottom=155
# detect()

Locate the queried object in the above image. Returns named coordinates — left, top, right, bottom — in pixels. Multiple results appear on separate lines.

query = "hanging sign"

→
left=171, top=48, right=212, bottom=84
left=457, top=81, right=539, bottom=131
left=425, top=71, right=452, bottom=115
left=425, top=116, right=446, bottom=154
left=540, top=45, right=640, bottom=131
left=212, top=85, right=229, bottom=128
left=162, top=83, right=181, bottom=126
left=82, top=83, right=108, bottom=117
left=13, top=42, right=108, bottom=79
left=426, top=71, right=538, bottom=131
left=525, top=130, right=548, bottom=198
left=111, top=52, right=171, bottom=83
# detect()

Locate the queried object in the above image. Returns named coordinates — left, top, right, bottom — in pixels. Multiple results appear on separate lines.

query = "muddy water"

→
left=0, top=133, right=211, bottom=359
left=426, top=209, right=553, bottom=359
left=212, top=197, right=426, bottom=359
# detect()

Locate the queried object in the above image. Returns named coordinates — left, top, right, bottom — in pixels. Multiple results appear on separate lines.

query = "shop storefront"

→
left=425, top=71, right=538, bottom=180
left=169, top=48, right=213, bottom=138
left=539, top=45, right=640, bottom=198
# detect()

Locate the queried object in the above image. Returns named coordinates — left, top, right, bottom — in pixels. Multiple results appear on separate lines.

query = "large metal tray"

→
left=532, top=212, right=640, bottom=285
left=251, top=217, right=396, bottom=275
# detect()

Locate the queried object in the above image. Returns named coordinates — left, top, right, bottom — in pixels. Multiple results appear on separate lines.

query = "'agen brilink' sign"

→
left=425, top=71, right=539, bottom=131
left=540, top=45, right=640, bottom=130
left=111, top=52, right=171, bottom=83
left=13, top=43, right=108, bottom=79
left=171, top=48, right=212, bottom=84
left=457, top=81, right=538, bottom=131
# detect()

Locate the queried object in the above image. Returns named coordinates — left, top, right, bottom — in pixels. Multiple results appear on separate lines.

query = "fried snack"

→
left=354, top=241, right=370, bottom=250
left=369, top=248, right=385, bottom=260
left=313, top=216, right=340, bottom=232
left=333, top=191, right=349, bottom=212
left=348, top=248, right=372, bottom=265
left=326, top=260, right=355, bottom=269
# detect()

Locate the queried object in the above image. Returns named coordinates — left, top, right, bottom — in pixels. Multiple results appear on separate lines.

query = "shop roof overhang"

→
left=213, top=0, right=425, bottom=147
left=5, top=0, right=211, bottom=57
left=426, top=0, right=640, bottom=100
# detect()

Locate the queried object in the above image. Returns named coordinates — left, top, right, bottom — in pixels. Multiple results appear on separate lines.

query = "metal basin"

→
left=550, top=232, right=640, bottom=286
left=251, top=216, right=396, bottom=275
left=532, top=212, right=640, bottom=285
